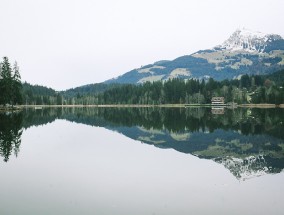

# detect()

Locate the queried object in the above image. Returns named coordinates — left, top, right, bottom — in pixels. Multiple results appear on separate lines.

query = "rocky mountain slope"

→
left=105, top=28, right=284, bottom=84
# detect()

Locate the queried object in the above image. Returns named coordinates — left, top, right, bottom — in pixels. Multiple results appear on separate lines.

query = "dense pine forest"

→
left=97, top=72, right=284, bottom=105
left=21, top=70, right=284, bottom=105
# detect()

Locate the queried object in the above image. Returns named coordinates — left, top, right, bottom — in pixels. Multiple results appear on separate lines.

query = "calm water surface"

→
left=0, top=107, right=284, bottom=215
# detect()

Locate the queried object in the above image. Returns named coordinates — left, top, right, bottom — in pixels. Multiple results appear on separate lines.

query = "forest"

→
left=96, top=72, right=284, bottom=105
left=21, top=69, right=284, bottom=105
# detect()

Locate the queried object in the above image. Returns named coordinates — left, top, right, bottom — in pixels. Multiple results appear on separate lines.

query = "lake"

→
left=1, top=107, right=284, bottom=215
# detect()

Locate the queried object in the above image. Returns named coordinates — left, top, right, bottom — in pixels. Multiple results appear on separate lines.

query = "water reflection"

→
left=0, top=112, right=23, bottom=162
left=2, top=107, right=284, bottom=180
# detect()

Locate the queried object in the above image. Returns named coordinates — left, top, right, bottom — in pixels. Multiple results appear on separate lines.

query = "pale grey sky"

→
left=0, top=0, right=283, bottom=90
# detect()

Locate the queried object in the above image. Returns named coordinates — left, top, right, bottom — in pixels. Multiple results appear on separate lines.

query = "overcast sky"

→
left=0, top=0, right=283, bottom=90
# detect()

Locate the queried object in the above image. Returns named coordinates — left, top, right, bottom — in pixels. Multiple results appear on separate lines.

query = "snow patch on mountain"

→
left=137, top=75, right=165, bottom=83
left=170, top=132, right=191, bottom=141
left=216, top=155, right=270, bottom=181
left=168, top=68, right=191, bottom=79
left=193, top=49, right=254, bottom=70
left=216, top=28, right=283, bottom=53
left=137, top=65, right=165, bottom=74
left=231, top=58, right=253, bottom=69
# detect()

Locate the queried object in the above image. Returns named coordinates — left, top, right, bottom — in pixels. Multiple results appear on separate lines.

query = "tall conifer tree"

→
left=0, top=57, right=13, bottom=106
left=12, top=61, right=22, bottom=105
left=0, top=57, right=22, bottom=106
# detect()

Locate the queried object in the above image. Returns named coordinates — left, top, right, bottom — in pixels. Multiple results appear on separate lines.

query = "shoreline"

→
left=13, top=103, right=284, bottom=108
left=1, top=103, right=284, bottom=111
left=238, top=104, right=283, bottom=108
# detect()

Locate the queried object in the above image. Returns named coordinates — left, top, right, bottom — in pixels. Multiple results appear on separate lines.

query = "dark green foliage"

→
left=0, top=57, right=13, bottom=105
left=62, top=83, right=121, bottom=98
left=100, top=78, right=212, bottom=105
left=21, top=82, right=121, bottom=105
left=0, top=112, right=23, bottom=162
left=12, top=62, right=23, bottom=105
left=21, top=82, right=58, bottom=105
left=263, top=69, right=284, bottom=86
left=100, top=78, right=226, bottom=104
left=240, top=74, right=250, bottom=88
left=0, top=57, right=22, bottom=106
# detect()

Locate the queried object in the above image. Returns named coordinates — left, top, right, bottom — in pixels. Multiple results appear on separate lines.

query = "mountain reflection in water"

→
left=1, top=107, right=284, bottom=180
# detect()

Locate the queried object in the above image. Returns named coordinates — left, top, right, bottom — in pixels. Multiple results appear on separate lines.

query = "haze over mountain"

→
left=105, top=28, right=284, bottom=84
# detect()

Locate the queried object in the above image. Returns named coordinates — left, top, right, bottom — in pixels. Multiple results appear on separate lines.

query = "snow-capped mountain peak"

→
left=105, top=28, right=284, bottom=84
left=217, top=28, right=283, bottom=53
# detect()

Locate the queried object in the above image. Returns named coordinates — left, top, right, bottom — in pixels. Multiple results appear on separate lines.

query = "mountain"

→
left=105, top=28, right=284, bottom=84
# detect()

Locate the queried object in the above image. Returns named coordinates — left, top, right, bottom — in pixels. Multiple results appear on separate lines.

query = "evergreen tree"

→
left=0, top=57, right=13, bottom=106
left=12, top=61, right=22, bottom=105
left=0, top=57, right=22, bottom=107
left=0, top=62, right=2, bottom=104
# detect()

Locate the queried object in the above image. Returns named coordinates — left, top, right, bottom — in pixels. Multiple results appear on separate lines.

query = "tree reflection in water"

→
left=0, top=112, right=23, bottom=162
left=1, top=107, right=284, bottom=180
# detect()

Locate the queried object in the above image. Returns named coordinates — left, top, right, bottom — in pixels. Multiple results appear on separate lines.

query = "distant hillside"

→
left=105, top=28, right=284, bottom=84
left=22, top=82, right=58, bottom=105
left=264, top=69, right=284, bottom=86
left=62, top=83, right=120, bottom=98
left=21, top=82, right=121, bottom=105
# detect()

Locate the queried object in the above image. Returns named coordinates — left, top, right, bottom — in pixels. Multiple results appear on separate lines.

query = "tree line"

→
left=21, top=70, right=284, bottom=105
left=1, top=56, right=284, bottom=106
left=94, top=72, right=284, bottom=105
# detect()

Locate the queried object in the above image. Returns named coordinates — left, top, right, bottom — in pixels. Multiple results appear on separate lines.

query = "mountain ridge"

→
left=105, top=28, right=284, bottom=84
